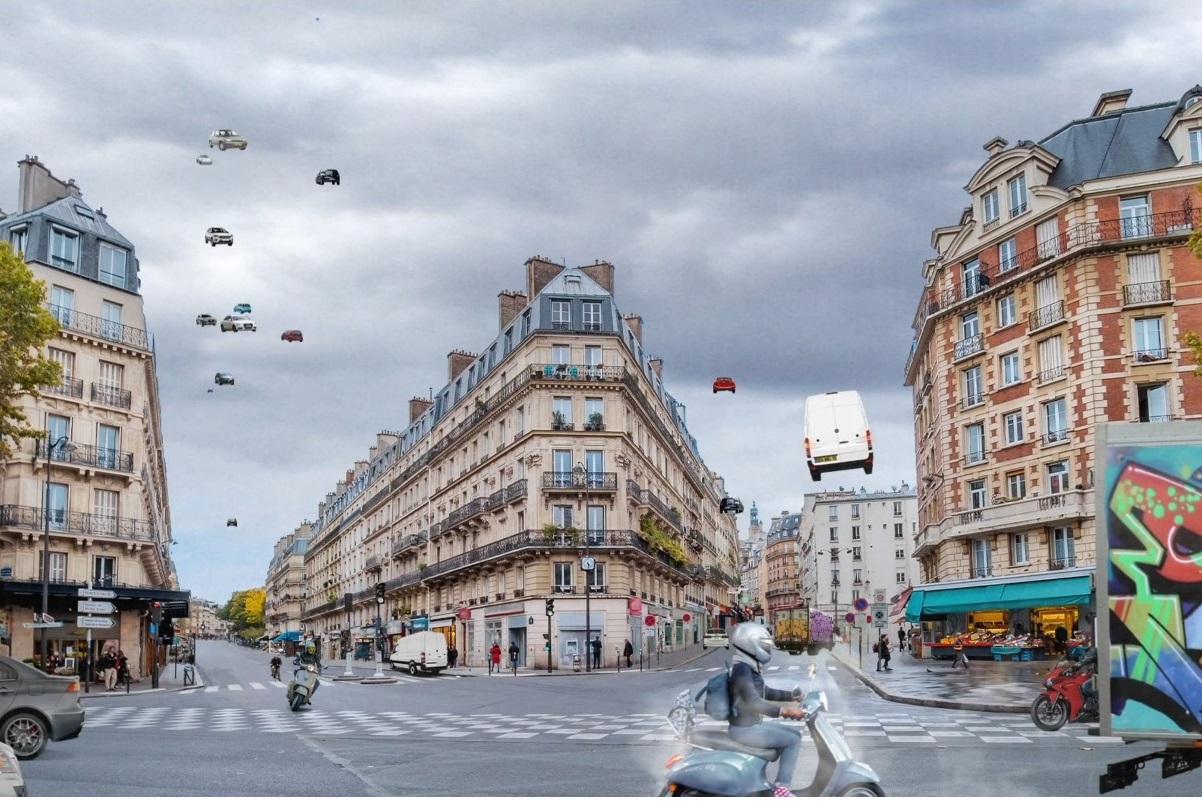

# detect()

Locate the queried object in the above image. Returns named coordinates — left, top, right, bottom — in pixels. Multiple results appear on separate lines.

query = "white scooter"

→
left=661, top=664, right=885, bottom=797
left=286, top=657, right=320, bottom=711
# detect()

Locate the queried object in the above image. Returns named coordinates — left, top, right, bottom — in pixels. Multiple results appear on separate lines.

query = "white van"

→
left=388, top=631, right=449, bottom=675
left=804, top=390, right=874, bottom=482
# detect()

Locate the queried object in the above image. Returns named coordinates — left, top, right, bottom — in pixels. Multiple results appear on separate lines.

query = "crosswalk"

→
left=80, top=705, right=1116, bottom=745
left=174, top=673, right=453, bottom=694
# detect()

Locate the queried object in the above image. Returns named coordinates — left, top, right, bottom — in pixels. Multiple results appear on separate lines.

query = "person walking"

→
left=447, top=645, right=458, bottom=669
left=623, top=639, right=634, bottom=668
left=508, top=641, right=520, bottom=672
left=879, top=635, right=891, bottom=671
left=950, top=636, right=969, bottom=670
left=591, top=636, right=602, bottom=669
left=100, top=646, right=119, bottom=691
left=897, top=626, right=907, bottom=653
left=489, top=642, right=502, bottom=673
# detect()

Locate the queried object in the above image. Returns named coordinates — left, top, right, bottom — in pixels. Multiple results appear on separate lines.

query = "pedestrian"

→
left=897, top=626, right=906, bottom=652
left=623, top=639, right=634, bottom=668
left=876, top=635, right=891, bottom=671
left=950, top=636, right=968, bottom=670
left=100, top=646, right=119, bottom=691
left=447, top=645, right=458, bottom=669
left=1054, top=625, right=1069, bottom=654
left=591, top=636, right=602, bottom=669
left=489, top=642, right=502, bottom=672
left=116, top=650, right=129, bottom=686
left=508, top=641, right=519, bottom=671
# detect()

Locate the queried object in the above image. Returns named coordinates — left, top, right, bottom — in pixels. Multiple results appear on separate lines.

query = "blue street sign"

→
left=853, top=598, right=869, bottom=612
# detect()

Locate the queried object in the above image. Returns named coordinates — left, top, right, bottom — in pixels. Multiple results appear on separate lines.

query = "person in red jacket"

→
left=490, top=642, right=502, bottom=672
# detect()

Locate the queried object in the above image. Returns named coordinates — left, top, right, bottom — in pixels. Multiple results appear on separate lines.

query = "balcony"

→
left=441, top=497, right=488, bottom=531
left=1048, top=556, right=1077, bottom=570
left=37, top=439, right=133, bottom=473
left=486, top=478, right=528, bottom=510
left=541, top=471, right=618, bottom=491
left=963, top=451, right=987, bottom=467
left=1133, top=347, right=1170, bottom=363
left=532, top=363, right=621, bottom=382
left=1039, top=364, right=1066, bottom=384
left=935, top=490, right=1092, bottom=541
left=391, top=532, right=424, bottom=556
left=1028, top=300, right=1065, bottom=332
left=953, top=334, right=983, bottom=361
left=91, top=383, right=132, bottom=410
left=41, top=377, right=83, bottom=399
left=961, top=392, right=985, bottom=410
left=626, top=479, right=683, bottom=531
left=48, top=304, right=151, bottom=351
left=0, top=504, right=154, bottom=543
left=550, top=415, right=575, bottom=431
left=1123, top=280, right=1172, bottom=307
left=1041, top=430, right=1069, bottom=447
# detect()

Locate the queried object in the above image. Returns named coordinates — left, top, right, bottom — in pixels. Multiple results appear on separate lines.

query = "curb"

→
left=827, top=649, right=1028, bottom=714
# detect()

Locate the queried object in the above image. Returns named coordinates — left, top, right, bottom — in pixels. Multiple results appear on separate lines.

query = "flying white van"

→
left=804, top=390, right=873, bottom=482
left=388, top=631, right=449, bottom=675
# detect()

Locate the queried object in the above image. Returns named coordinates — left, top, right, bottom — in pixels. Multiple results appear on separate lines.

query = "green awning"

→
left=905, top=575, right=1092, bottom=621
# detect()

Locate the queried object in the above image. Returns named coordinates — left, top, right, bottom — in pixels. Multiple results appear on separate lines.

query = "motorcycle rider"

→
left=726, top=622, right=805, bottom=798
left=269, top=654, right=282, bottom=680
left=1068, top=641, right=1098, bottom=711
left=296, top=638, right=322, bottom=673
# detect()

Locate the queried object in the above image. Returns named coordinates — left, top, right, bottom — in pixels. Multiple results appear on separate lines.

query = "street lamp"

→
left=575, top=462, right=593, bottom=673
left=40, top=435, right=75, bottom=672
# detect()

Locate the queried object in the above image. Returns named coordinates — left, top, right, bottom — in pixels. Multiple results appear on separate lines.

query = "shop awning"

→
left=905, top=574, right=1093, bottom=622
left=889, top=587, right=914, bottom=620
left=271, top=631, right=302, bottom=642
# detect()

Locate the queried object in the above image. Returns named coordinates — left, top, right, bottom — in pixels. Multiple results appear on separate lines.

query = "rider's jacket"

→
left=728, top=657, right=794, bottom=728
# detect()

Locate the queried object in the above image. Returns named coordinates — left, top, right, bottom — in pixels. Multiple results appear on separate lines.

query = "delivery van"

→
left=804, top=390, right=873, bottom=482
left=388, top=630, right=449, bottom=675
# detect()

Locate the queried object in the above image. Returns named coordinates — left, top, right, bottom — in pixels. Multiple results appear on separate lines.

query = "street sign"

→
left=77, top=616, right=114, bottom=629
left=853, top=597, right=868, bottom=612
left=854, top=612, right=867, bottom=628
left=644, top=614, right=656, bottom=627
left=873, top=588, right=887, bottom=605
left=844, top=613, right=856, bottom=624
left=78, top=600, right=115, bottom=614
left=23, top=621, right=61, bottom=629
left=871, top=606, right=888, bottom=625
left=77, top=588, right=116, bottom=599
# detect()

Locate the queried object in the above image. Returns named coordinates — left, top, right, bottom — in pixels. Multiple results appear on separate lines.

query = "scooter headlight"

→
left=1044, top=679, right=1054, bottom=689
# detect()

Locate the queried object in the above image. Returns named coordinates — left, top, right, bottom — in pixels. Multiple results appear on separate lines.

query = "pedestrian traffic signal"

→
left=150, top=601, right=162, bottom=625
left=375, top=582, right=386, bottom=603
left=545, top=598, right=555, bottom=617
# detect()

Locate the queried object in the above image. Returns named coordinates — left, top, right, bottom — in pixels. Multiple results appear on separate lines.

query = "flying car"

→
left=713, top=377, right=736, bottom=394
left=196, top=155, right=213, bottom=166
left=196, top=313, right=217, bottom=327
left=214, top=372, right=235, bottom=386
left=316, top=168, right=340, bottom=186
left=281, top=330, right=303, bottom=342
left=233, top=303, right=252, bottom=314
left=804, top=390, right=873, bottom=482
left=227, top=518, right=238, bottom=527
left=719, top=496, right=744, bottom=514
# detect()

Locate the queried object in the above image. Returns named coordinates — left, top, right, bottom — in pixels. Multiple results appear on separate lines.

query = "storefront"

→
left=905, top=568, right=1094, bottom=661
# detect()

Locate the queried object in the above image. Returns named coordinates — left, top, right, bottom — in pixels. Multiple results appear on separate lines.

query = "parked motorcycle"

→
left=661, top=664, right=884, bottom=797
left=1030, top=659, right=1096, bottom=731
left=286, top=658, right=320, bottom=711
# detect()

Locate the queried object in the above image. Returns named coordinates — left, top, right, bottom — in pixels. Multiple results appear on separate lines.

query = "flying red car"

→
left=713, top=377, right=736, bottom=394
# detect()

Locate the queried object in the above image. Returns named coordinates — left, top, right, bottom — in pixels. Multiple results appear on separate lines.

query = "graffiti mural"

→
left=1106, top=448, right=1202, bottom=737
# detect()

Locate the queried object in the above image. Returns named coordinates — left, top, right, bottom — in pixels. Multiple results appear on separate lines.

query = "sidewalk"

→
left=80, top=659, right=201, bottom=700
left=825, top=641, right=1053, bottom=713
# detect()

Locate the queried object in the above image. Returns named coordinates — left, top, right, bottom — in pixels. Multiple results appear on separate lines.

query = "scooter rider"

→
left=727, top=622, right=805, bottom=798
left=1069, top=642, right=1098, bottom=707
left=269, top=654, right=282, bottom=680
left=296, top=639, right=322, bottom=673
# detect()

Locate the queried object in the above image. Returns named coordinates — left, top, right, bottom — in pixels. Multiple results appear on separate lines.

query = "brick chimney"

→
left=409, top=397, right=433, bottom=424
left=498, top=290, right=527, bottom=330
left=579, top=259, right=615, bottom=293
left=525, top=255, right=565, bottom=299
left=649, top=356, right=663, bottom=378
left=623, top=314, right=643, bottom=343
left=17, top=155, right=81, bottom=214
left=448, top=349, right=477, bottom=381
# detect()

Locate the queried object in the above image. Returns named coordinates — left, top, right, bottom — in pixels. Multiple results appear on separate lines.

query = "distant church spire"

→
left=750, top=501, right=759, bottom=527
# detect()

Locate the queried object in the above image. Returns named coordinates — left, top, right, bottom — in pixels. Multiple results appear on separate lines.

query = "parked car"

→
left=214, top=373, right=235, bottom=386
left=233, top=303, right=252, bottom=314
left=281, top=330, right=303, bottom=342
left=719, top=496, right=744, bottom=514
left=0, top=655, right=85, bottom=760
left=703, top=629, right=730, bottom=649
left=220, top=315, right=256, bottom=332
left=208, top=129, right=248, bottom=150
left=205, top=227, right=233, bottom=247
left=196, top=154, right=213, bottom=166
left=196, top=313, right=217, bottom=327
left=712, top=376, right=736, bottom=394
left=0, top=741, right=27, bottom=795
left=389, top=631, right=448, bottom=675
left=315, top=168, right=340, bottom=186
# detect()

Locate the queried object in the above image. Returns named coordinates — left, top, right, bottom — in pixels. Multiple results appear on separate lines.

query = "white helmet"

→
left=731, top=622, right=774, bottom=664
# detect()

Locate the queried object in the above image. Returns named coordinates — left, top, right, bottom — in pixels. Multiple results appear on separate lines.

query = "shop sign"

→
left=627, top=596, right=643, bottom=615
left=458, top=607, right=472, bottom=620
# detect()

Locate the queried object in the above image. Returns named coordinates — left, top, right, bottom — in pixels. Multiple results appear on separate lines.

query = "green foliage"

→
left=640, top=515, right=687, bottom=563
left=1184, top=331, right=1202, bottom=378
left=0, top=242, right=62, bottom=459
left=219, top=587, right=267, bottom=634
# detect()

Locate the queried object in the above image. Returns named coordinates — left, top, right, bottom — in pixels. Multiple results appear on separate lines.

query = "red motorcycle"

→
left=1030, top=658, right=1097, bottom=731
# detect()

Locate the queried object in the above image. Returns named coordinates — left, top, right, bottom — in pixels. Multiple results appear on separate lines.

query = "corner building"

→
left=300, top=257, right=741, bottom=669
left=0, top=157, right=184, bottom=678
left=902, top=87, right=1202, bottom=655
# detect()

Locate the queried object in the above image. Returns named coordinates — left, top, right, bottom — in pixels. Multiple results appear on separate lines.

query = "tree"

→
left=219, top=587, right=267, bottom=637
left=1184, top=191, right=1202, bottom=376
left=0, top=242, right=61, bottom=459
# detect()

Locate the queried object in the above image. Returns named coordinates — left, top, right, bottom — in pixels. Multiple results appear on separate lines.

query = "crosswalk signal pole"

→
left=545, top=598, right=555, bottom=674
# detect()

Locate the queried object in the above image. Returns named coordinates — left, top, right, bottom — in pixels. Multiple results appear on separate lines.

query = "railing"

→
left=1039, top=365, right=1066, bottom=383
left=391, top=533, right=424, bottom=555
left=0, top=504, right=154, bottom=542
left=961, top=392, right=984, bottom=409
left=41, top=377, right=83, bottom=399
left=954, top=334, right=983, bottom=361
left=551, top=419, right=576, bottom=431
left=37, top=439, right=134, bottom=473
left=1048, top=556, right=1077, bottom=570
left=541, top=471, right=619, bottom=490
left=963, top=451, right=987, bottom=467
left=1123, top=280, right=1172, bottom=306
left=47, top=304, right=151, bottom=350
left=532, top=363, right=622, bottom=381
left=626, top=479, right=682, bottom=529
left=1041, top=430, right=1069, bottom=446
left=1133, top=348, right=1169, bottom=363
left=91, top=383, right=133, bottom=409
left=486, top=478, right=528, bottom=509
left=442, top=497, right=487, bottom=530
left=1028, top=300, right=1065, bottom=331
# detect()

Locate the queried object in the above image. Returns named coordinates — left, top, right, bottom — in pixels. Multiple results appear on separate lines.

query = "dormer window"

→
left=1191, top=129, right=1202, bottom=164
left=51, top=226, right=78, bottom=270
left=982, top=189, right=1000, bottom=225
left=99, top=243, right=127, bottom=287
left=551, top=300, right=570, bottom=329
left=583, top=300, right=601, bottom=331
left=1008, top=174, right=1028, bottom=217
left=9, top=226, right=27, bottom=256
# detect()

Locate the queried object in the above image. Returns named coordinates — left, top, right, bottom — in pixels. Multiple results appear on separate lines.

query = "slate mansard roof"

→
left=1039, top=100, right=1180, bottom=188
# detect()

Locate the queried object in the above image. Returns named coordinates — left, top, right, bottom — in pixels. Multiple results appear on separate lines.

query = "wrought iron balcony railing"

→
left=1039, top=364, right=1066, bottom=383
left=0, top=504, right=153, bottom=542
left=36, top=439, right=134, bottom=472
left=47, top=304, right=151, bottom=350
left=1122, top=280, right=1172, bottom=307
left=41, top=377, right=83, bottom=399
left=1041, top=430, right=1069, bottom=446
left=953, top=334, right=983, bottom=361
left=1134, top=348, right=1169, bottom=363
left=1028, top=300, right=1065, bottom=331
left=541, top=471, right=618, bottom=490
left=533, top=363, right=622, bottom=381
left=91, top=383, right=133, bottom=410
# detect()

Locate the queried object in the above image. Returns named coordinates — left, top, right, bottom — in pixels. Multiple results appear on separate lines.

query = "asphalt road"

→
left=17, top=641, right=1199, bottom=797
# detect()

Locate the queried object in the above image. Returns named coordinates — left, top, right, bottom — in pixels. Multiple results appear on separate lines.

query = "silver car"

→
left=205, top=227, right=233, bottom=247
left=0, top=655, right=85, bottom=760
left=208, top=129, right=247, bottom=150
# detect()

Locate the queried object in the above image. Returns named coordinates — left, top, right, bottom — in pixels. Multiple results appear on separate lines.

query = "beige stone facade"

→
left=266, top=523, right=310, bottom=639
left=297, top=258, right=741, bottom=668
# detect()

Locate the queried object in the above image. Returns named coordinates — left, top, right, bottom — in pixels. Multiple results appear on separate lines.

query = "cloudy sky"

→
left=2, top=1, right=1197, bottom=604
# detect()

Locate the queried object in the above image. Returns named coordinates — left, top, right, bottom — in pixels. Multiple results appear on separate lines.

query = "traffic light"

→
left=545, top=598, right=555, bottom=617
left=150, top=601, right=162, bottom=625
left=375, top=582, right=386, bottom=604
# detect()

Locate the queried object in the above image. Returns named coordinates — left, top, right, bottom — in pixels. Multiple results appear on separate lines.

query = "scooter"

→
left=661, top=664, right=885, bottom=797
left=286, top=658, right=320, bottom=711
left=1031, top=658, right=1096, bottom=731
